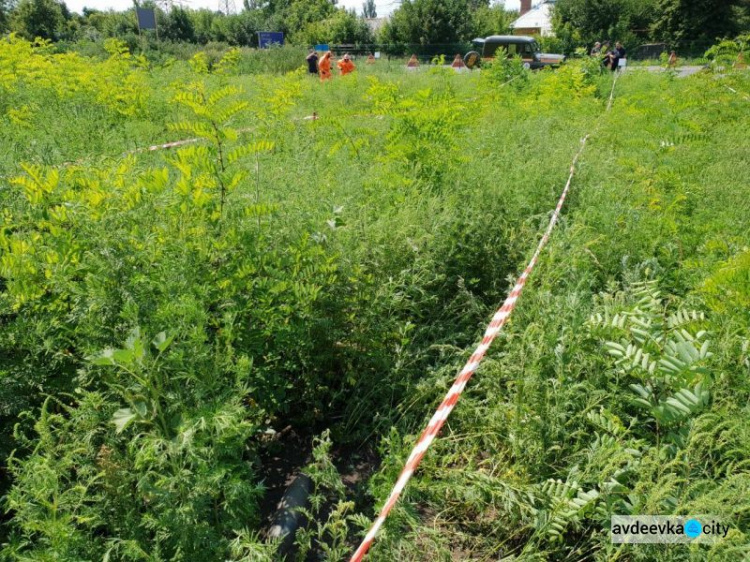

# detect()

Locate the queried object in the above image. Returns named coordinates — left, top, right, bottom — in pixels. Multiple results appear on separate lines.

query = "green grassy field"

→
left=1, top=35, right=749, bottom=561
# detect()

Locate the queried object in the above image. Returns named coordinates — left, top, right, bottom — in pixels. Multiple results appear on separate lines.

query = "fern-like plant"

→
left=169, top=81, right=273, bottom=220
left=589, top=280, right=712, bottom=448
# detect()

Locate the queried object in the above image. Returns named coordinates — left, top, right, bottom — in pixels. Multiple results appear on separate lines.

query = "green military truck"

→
left=464, top=35, right=565, bottom=70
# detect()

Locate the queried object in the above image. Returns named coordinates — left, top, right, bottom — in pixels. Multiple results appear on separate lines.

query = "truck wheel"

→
left=464, top=51, right=481, bottom=69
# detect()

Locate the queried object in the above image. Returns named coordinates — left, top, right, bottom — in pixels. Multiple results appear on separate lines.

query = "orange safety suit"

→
left=319, top=52, right=332, bottom=81
left=337, top=58, right=355, bottom=76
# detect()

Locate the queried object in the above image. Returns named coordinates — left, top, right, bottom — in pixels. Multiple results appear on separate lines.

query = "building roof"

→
left=510, top=1, right=555, bottom=36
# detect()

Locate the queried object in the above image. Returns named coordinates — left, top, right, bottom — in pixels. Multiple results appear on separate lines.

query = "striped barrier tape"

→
left=349, top=134, right=590, bottom=562
left=350, top=72, right=621, bottom=562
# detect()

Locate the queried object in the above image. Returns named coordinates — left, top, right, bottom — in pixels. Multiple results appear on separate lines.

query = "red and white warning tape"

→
left=349, top=135, right=591, bottom=561
left=351, top=71, right=623, bottom=561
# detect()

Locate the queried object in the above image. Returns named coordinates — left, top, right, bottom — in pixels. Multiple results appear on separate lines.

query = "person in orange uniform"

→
left=337, top=53, right=355, bottom=76
left=319, top=51, right=332, bottom=82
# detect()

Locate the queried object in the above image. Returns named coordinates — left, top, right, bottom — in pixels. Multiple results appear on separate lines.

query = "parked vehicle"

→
left=464, top=35, right=565, bottom=69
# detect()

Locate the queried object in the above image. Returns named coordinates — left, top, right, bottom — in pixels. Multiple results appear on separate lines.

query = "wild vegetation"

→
left=0, top=33, right=749, bottom=561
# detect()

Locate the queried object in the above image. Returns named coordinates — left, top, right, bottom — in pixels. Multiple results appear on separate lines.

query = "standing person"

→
left=306, top=49, right=319, bottom=75
left=319, top=51, right=332, bottom=81
left=668, top=50, right=678, bottom=68
left=337, top=53, right=355, bottom=76
left=611, top=41, right=626, bottom=71
left=591, top=42, right=601, bottom=55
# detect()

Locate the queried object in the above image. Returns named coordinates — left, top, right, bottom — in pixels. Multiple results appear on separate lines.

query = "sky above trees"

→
left=63, top=0, right=522, bottom=18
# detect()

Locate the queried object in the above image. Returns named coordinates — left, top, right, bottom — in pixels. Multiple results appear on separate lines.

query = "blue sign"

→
left=258, top=32, right=284, bottom=49
left=314, top=44, right=329, bottom=52
left=135, top=8, right=156, bottom=30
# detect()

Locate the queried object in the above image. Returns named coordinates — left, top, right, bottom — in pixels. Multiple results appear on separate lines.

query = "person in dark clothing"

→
left=306, top=49, right=319, bottom=75
left=610, top=42, right=626, bottom=71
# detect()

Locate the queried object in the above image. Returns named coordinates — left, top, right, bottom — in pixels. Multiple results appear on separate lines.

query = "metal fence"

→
left=630, top=40, right=715, bottom=60
left=326, top=43, right=473, bottom=63
left=321, top=40, right=716, bottom=63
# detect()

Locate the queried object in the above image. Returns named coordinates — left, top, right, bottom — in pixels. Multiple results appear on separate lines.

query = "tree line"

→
left=554, top=0, right=750, bottom=54
left=0, top=0, right=516, bottom=49
left=0, top=0, right=748, bottom=60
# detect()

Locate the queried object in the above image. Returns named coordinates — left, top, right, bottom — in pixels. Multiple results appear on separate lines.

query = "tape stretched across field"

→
left=349, top=135, right=589, bottom=561
left=351, top=74, right=620, bottom=561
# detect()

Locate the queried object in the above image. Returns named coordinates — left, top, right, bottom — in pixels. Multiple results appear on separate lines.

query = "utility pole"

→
left=219, top=0, right=236, bottom=14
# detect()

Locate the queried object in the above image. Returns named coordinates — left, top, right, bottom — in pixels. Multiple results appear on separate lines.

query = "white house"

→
left=510, top=0, right=556, bottom=37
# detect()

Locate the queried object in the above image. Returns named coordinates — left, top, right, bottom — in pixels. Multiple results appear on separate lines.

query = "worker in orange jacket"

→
left=319, top=51, right=332, bottom=82
left=337, top=53, right=355, bottom=76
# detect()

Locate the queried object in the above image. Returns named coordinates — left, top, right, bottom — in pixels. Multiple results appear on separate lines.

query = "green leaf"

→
left=112, top=408, right=136, bottom=434
left=133, top=400, right=148, bottom=417
left=629, top=384, right=650, bottom=399
left=89, top=348, right=116, bottom=366
left=126, top=327, right=145, bottom=361
left=152, top=331, right=175, bottom=353
left=665, top=397, right=692, bottom=415
left=112, top=348, right=134, bottom=365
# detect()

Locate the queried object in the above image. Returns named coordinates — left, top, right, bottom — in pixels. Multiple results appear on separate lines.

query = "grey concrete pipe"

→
left=268, top=473, right=313, bottom=558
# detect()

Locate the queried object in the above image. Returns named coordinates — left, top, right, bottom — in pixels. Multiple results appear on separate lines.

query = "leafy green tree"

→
left=283, top=0, right=336, bottom=36
left=652, top=0, right=744, bottom=49
left=217, top=11, right=261, bottom=45
left=189, top=8, right=217, bottom=43
left=294, top=7, right=373, bottom=44
left=161, top=6, right=196, bottom=42
left=553, top=0, right=657, bottom=52
left=380, top=0, right=475, bottom=44
left=738, top=0, right=750, bottom=32
left=362, top=0, right=376, bottom=18
left=0, top=0, right=14, bottom=32
left=98, top=9, right=139, bottom=37
left=11, top=0, right=65, bottom=39
left=470, top=3, right=514, bottom=38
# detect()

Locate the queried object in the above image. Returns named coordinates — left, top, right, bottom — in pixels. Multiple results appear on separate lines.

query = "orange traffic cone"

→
left=451, top=53, right=466, bottom=71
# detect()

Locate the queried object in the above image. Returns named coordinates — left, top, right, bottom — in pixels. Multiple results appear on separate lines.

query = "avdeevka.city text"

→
left=612, top=520, right=729, bottom=538
left=610, top=516, right=730, bottom=544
